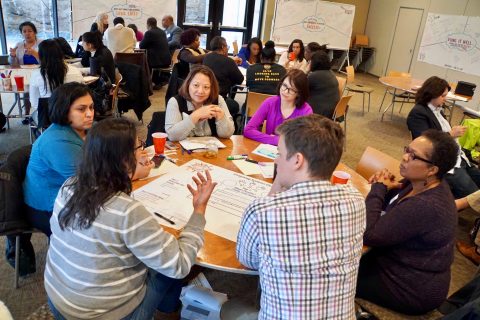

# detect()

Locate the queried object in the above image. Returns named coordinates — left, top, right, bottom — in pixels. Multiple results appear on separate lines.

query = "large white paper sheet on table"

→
left=132, top=159, right=271, bottom=242
left=179, top=137, right=226, bottom=151
left=252, top=144, right=278, bottom=160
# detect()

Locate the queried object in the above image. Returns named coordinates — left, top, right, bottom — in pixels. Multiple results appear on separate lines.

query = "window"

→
left=1, top=0, right=55, bottom=49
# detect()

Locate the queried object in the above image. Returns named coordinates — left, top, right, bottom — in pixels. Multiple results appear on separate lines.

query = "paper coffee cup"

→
left=331, top=171, right=351, bottom=184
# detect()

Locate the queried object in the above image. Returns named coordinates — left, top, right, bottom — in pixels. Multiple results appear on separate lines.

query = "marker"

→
left=227, top=154, right=247, bottom=160
left=154, top=212, right=176, bottom=225
left=245, top=158, right=258, bottom=164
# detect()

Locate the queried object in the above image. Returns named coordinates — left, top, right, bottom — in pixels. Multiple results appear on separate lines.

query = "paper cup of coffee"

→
left=152, top=132, right=168, bottom=155
left=331, top=171, right=351, bottom=184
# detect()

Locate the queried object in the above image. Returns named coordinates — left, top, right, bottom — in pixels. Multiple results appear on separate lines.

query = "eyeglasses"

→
left=280, top=83, right=298, bottom=95
left=135, top=140, right=146, bottom=151
left=403, top=146, right=433, bottom=165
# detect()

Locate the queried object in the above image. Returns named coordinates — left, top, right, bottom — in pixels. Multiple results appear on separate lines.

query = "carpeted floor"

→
left=0, top=73, right=478, bottom=319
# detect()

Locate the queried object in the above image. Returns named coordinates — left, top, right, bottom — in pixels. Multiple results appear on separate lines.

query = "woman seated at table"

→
left=357, top=129, right=458, bottom=315
left=46, top=118, right=216, bottom=319
left=8, top=21, right=42, bottom=66
left=29, top=39, right=84, bottom=124
left=165, top=65, right=235, bottom=141
left=307, top=51, right=339, bottom=118
left=80, top=31, right=116, bottom=83
left=406, top=76, right=480, bottom=199
left=237, top=37, right=262, bottom=69
left=90, top=12, right=109, bottom=35
left=278, top=39, right=309, bottom=73
left=178, top=28, right=209, bottom=77
left=246, top=40, right=286, bottom=95
left=243, top=69, right=312, bottom=146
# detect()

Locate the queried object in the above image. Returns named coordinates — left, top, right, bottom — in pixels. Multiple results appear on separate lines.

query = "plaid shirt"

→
left=237, top=180, right=366, bottom=320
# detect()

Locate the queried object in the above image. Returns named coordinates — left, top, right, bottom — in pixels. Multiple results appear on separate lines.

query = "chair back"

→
left=332, top=94, right=352, bottom=121
left=171, top=49, right=181, bottom=65
left=346, top=65, right=355, bottom=84
left=387, top=70, right=411, bottom=78
left=114, top=52, right=152, bottom=92
left=355, top=146, right=401, bottom=181
left=111, top=73, right=123, bottom=117
left=336, top=76, right=346, bottom=97
left=37, top=98, right=50, bottom=129
left=232, top=41, right=239, bottom=55
left=246, top=92, right=273, bottom=118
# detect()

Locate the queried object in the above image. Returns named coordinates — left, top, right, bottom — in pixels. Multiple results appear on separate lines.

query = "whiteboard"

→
left=418, top=13, right=480, bottom=76
left=72, top=0, right=177, bottom=40
left=271, top=0, right=355, bottom=50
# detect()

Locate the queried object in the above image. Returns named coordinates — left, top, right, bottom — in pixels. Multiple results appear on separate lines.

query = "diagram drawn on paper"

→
left=418, top=13, right=480, bottom=76
left=132, top=160, right=271, bottom=242
left=271, top=0, right=355, bottom=50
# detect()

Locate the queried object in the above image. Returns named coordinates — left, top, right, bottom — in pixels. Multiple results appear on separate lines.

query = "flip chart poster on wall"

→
left=71, top=0, right=177, bottom=40
left=418, top=13, right=480, bottom=76
left=271, top=0, right=355, bottom=50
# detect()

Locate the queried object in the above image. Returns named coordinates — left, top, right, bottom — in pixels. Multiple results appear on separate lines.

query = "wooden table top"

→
left=133, top=136, right=370, bottom=274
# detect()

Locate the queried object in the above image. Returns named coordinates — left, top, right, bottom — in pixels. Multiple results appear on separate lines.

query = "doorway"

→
left=386, top=7, right=424, bottom=74
left=177, top=0, right=263, bottom=52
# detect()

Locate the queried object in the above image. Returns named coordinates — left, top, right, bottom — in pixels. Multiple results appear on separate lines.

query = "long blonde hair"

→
left=94, top=12, right=108, bottom=34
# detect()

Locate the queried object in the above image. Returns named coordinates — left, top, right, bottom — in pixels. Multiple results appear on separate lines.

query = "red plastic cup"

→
left=289, top=52, right=296, bottom=61
left=152, top=132, right=168, bottom=155
left=14, top=76, right=24, bottom=91
left=331, top=171, right=351, bottom=184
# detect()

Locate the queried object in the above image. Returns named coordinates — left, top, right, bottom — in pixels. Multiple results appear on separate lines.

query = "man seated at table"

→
left=104, top=17, right=136, bottom=58
left=162, top=15, right=183, bottom=53
left=237, top=114, right=366, bottom=319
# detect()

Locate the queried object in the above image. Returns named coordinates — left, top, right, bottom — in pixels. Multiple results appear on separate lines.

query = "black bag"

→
left=455, top=81, right=476, bottom=97
left=91, top=67, right=113, bottom=118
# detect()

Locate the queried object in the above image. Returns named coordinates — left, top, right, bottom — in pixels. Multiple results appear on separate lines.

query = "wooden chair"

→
left=244, top=92, right=274, bottom=129
left=378, top=70, right=414, bottom=114
left=355, top=146, right=401, bottom=181
left=332, top=94, right=353, bottom=150
left=336, top=76, right=346, bottom=97
left=345, top=65, right=374, bottom=114
left=111, top=73, right=123, bottom=118
left=232, top=40, right=239, bottom=55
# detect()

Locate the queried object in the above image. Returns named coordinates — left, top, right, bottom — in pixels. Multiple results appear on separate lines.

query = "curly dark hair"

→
left=421, top=129, right=459, bottom=179
left=310, top=52, right=331, bottom=71
left=180, top=28, right=201, bottom=46
left=276, top=69, right=309, bottom=107
left=288, top=39, right=305, bottom=62
left=415, top=76, right=451, bottom=106
left=58, top=118, right=138, bottom=230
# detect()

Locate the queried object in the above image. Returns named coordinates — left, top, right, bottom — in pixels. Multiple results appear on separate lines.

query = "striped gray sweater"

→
left=45, top=182, right=205, bottom=319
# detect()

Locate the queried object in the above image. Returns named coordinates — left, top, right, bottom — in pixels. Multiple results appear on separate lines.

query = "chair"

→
left=151, top=48, right=181, bottom=80
left=345, top=65, right=374, bottom=114
left=244, top=92, right=274, bottom=129
left=114, top=52, right=153, bottom=94
left=378, top=70, right=414, bottom=114
left=355, top=146, right=401, bottom=181
left=28, top=98, right=50, bottom=143
left=332, top=94, right=353, bottom=150
left=336, top=76, right=346, bottom=97
left=232, top=40, right=239, bottom=55
left=111, top=73, right=123, bottom=118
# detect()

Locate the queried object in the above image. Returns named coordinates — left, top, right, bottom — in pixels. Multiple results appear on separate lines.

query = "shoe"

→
left=21, top=117, right=32, bottom=125
left=456, top=240, right=480, bottom=265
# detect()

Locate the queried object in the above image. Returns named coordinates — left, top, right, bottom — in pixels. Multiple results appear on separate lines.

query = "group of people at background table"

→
left=2, top=14, right=480, bottom=320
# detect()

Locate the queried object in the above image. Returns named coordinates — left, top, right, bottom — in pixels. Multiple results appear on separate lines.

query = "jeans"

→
left=445, top=159, right=480, bottom=198
left=48, top=269, right=183, bottom=320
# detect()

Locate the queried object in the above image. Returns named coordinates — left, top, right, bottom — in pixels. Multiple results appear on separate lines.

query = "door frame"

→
left=385, top=6, right=424, bottom=75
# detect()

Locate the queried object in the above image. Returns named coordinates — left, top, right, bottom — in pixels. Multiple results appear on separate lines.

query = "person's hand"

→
left=210, top=105, right=224, bottom=120
left=9, top=47, right=17, bottom=57
left=233, top=56, right=242, bottom=65
left=132, top=160, right=154, bottom=180
left=369, top=169, right=402, bottom=190
left=24, top=47, right=39, bottom=59
left=187, top=170, right=217, bottom=214
left=136, top=149, right=150, bottom=166
left=450, top=125, right=467, bottom=138
left=190, top=105, right=217, bottom=123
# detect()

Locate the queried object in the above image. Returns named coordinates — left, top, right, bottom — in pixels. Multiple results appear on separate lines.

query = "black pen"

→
left=245, top=158, right=258, bottom=164
left=154, top=212, right=176, bottom=225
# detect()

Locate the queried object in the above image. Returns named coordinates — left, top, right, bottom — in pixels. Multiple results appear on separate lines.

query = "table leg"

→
left=448, top=101, right=456, bottom=124
left=5, top=94, right=20, bottom=129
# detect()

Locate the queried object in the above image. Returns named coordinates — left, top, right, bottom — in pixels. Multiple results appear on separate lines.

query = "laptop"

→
left=0, top=55, right=9, bottom=65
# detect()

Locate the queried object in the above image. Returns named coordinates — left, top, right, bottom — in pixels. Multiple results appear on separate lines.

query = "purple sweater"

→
left=243, top=96, right=313, bottom=145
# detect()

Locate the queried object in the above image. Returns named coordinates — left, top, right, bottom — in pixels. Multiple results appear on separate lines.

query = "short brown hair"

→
left=276, top=69, right=309, bottom=108
left=178, top=65, right=219, bottom=104
left=415, top=76, right=451, bottom=106
left=276, top=114, right=344, bottom=179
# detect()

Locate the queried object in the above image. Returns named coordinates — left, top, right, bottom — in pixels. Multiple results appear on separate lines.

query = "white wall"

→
left=366, top=0, right=480, bottom=109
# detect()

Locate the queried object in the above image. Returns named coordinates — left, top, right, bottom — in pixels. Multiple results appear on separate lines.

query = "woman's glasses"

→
left=135, top=140, right=146, bottom=151
left=403, top=146, right=433, bottom=165
left=280, top=83, right=297, bottom=95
